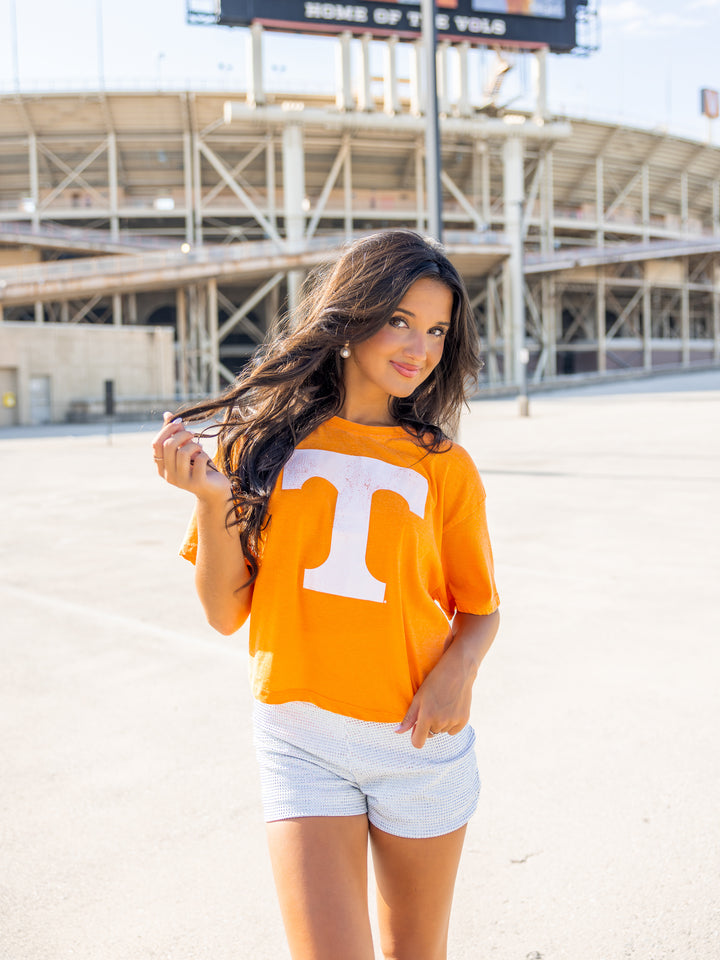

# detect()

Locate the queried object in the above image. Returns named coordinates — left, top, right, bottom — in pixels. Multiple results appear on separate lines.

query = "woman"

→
left=152, top=229, right=500, bottom=960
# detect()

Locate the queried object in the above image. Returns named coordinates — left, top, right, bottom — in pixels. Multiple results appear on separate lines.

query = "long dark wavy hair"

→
left=175, top=229, right=481, bottom=582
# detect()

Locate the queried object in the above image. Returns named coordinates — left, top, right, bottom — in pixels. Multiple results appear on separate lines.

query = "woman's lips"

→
left=390, top=361, right=422, bottom=378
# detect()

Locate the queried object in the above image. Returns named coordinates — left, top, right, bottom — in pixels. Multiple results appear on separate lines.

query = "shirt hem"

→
left=253, top=688, right=406, bottom=724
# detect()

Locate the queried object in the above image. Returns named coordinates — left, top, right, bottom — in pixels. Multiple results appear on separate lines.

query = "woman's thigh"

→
left=369, top=822, right=467, bottom=960
left=265, top=814, right=375, bottom=960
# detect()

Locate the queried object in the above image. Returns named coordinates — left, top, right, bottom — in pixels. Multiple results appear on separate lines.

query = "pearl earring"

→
left=340, top=343, right=351, bottom=359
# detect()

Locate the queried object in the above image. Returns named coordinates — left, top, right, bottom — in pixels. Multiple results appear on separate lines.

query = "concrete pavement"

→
left=1, top=370, right=718, bottom=959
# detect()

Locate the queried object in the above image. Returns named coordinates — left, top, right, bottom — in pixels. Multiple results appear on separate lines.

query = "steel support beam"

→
left=306, top=139, right=350, bottom=240
left=503, top=135, right=527, bottom=407
left=199, top=140, right=282, bottom=246
left=440, top=170, right=484, bottom=231
left=217, top=273, right=284, bottom=342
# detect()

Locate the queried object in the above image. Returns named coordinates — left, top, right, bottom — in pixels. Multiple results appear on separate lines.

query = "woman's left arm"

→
left=395, top=609, right=500, bottom=749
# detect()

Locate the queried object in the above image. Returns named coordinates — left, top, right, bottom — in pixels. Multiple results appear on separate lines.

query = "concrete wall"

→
left=0, top=247, right=42, bottom=267
left=0, top=322, right=174, bottom=426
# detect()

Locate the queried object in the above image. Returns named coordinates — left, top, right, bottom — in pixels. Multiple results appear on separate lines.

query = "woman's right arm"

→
left=152, top=413, right=253, bottom=635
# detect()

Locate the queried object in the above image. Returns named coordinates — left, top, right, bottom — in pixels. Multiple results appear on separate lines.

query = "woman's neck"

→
left=337, top=399, right=396, bottom=427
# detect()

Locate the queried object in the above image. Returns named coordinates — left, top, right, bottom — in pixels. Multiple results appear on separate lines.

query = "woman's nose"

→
left=403, top=330, right=426, bottom=360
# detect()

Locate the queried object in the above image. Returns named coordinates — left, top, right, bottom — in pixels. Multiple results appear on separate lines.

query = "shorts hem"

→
left=368, top=796, right=479, bottom=840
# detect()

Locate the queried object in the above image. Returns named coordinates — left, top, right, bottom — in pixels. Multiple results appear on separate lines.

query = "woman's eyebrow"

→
left=393, top=307, right=450, bottom=327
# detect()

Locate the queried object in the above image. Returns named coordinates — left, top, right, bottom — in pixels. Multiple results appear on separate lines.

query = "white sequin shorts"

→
left=252, top=700, right=480, bottom=839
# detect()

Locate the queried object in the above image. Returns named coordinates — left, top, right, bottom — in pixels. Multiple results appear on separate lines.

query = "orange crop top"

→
left=181, top=416, right=499, bottom=722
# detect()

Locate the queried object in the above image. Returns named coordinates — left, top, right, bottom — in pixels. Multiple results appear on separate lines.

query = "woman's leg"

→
left=265, top=814, right=375, bottom=960
left=369, top=823, right=467, bottom=960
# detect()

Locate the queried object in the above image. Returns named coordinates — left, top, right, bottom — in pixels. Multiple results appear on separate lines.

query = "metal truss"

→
left=1, top=30, right=720, bottom=399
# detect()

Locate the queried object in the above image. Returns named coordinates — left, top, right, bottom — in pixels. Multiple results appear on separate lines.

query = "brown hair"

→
left=176, top=229, right=480, bottom=581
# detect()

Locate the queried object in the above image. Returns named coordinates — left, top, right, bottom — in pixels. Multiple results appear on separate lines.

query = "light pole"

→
left=420, top=0, right=442, bottom=241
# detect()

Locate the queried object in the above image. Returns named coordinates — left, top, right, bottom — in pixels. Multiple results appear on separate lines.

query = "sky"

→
left=0, top=0, right=719, bottom=143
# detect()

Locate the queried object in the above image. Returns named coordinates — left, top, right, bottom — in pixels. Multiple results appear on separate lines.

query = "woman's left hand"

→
left=395, top=610, right=500, bottom=749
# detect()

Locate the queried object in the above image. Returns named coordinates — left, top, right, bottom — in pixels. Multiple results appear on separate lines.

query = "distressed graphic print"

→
left=282, top=449, right=429, bottom=602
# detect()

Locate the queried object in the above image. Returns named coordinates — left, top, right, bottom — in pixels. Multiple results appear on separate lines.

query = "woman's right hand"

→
left=151, top=412, right=232, bottom=504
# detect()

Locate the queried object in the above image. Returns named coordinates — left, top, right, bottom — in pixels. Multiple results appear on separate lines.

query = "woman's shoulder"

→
left=431, top=437, right=480, bottom=475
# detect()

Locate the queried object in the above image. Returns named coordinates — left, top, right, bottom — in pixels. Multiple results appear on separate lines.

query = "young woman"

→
left=152, top=229, right=500, bottom=960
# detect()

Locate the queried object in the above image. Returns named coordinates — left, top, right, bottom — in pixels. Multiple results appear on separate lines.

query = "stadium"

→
left=1, top=0, right=719, bottom=425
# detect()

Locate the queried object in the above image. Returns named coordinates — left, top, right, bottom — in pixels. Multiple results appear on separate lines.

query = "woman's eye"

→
left=389, top=316, right=407, bottom=328
left=430, top=327, right=448, bottom=338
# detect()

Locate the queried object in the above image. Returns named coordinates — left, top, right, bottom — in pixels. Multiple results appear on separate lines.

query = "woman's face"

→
left=341, top=277, right=453, bottom=422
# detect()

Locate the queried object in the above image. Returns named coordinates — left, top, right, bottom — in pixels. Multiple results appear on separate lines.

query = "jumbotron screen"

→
left=217, top=0, right=583, bottom=51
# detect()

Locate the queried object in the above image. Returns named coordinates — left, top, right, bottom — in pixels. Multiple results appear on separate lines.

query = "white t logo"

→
left=282, top=449, right=429, bottom=602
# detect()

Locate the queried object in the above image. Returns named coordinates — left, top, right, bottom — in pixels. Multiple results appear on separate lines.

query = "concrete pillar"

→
left=541, top=149, right=555, bottom=255
left=358, top=34, right=373, bottom=112
left=29, top=134, right=39, bottom=230
left=712, top=181, right=720, bottom=237
left=344, top=143, right=353, bottom=239
left=641, top=164, right=650, bottom=243
left=176, top=286, right=189, bottom=399
left=266, top=135, right=277, bottom=235
left=486, top=274, right=498, bottom=385
left=108, top=132, right=119, bottom=240
left=415, top=140, right=424, bottom=231
left=247, top=22, right=265, bottom=107
left=597, top=272, right=606, bottom=373
left=383, top=37, right=400, bottom=116
left=501, top=261, right=513, bottom=386
left=192, top=134, right=203, bottom=246
left=192, top=284, right=205, bottom=394
left=183, top=131, right=193, bottom=244
left=681, top=171, right=689, bottom=235
left=60, top=301, right=69, bottom=324
left=503, top=135, right=527, bottom=398
left=542, top=275, right=557, bottom=377
left=207, top=278, right=220, bottom=394
left=713, top=268, right=720, bottom=362
left=595, top=156, right=604, bottom=248
left=409, top=40, right=423, bottom=116
left=480, top=143, right=491, bottom=227
left=112, top=292, right=122, bottom=326
left=642, top=278, right=652, bottom=370
left=336, top=32, right=353, bottom=113
left=282, top=123, right=306, bottom=315
left=127, top=292, right=138, bottom=325
left=531, top=47, right=548, bottom=123
left=34, top=302, right=44, bottom=324
left=436, top=42, right=450, bottom=116
left=681, top=258, right=690, bottom=366
left=454, top=43, right=471, bottom=118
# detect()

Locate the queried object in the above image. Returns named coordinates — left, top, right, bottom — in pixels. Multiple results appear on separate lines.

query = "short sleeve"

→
left=441, top=496, right=499, bottom=616
left=439, top=445, right=499, bottom=617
